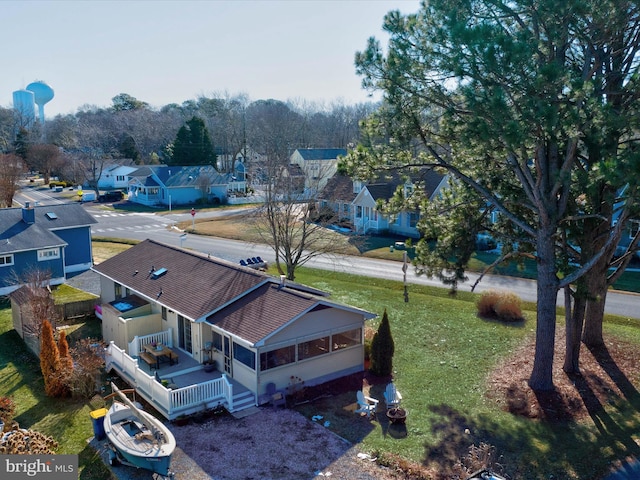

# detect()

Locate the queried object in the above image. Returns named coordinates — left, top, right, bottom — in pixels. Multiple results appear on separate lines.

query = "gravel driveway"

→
left=91, top=407, right=401, bottom=480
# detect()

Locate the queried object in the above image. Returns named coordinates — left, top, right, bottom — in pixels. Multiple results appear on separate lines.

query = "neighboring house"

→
left=93, top=239, right=375, bottom=419
left=0, top=203, right=97, bottom=296
left=290, top=148, right=347, bottom=194
left=97, top=162, right=138, bottom=189
left=317, top=173, right=357, bottom=222
left=127, top=165, right=243, bottom=206
left=352, top=169, right=448, bottom=237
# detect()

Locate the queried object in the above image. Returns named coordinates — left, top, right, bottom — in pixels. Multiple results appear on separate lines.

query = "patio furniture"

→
left=383, top=383, right=402, bottom=409
left=239, top=259, right=248, bottom=266
left=355, top=391, right=378, bottom=419
left=143, top=344, right=174, bottom=369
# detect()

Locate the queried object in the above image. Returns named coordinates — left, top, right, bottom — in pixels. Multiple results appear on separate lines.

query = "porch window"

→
left=332, top=328, right=362, bottom=351
left=37, top=248, right=60, bottom=261
left=409, top=212, right=419, bottom=228
left=260, top=345, right=295, bottom=371
left=630, top=221, right=640, bottom=240
left=298, top=336, right=330, bottom=361
left=114, top=283, right=122, bottom=299
left=161, top=306, right=167, bottom=321
left=356, top=206, right=362, bottom=218
left=0, top=254, right=14, bottom=267
left=212, top=331, right=222, bottom=352
left=233, top=342, right=255, bottom=370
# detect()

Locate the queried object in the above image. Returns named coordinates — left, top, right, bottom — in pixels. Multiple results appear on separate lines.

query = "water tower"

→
left=26, top=81, right=54, bottom=125
left=12, top=89, right=36, bottom=126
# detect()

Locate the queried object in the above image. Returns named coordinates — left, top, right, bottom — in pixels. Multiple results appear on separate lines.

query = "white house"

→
left=289, top=148, right=347, bottom=195
left=97, top=163, right=138, bottom=189
left=92, top=240, right=375, bottom=419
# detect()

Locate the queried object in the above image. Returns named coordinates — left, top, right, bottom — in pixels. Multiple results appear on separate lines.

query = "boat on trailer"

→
left=103, top=382, right=176, bottom=478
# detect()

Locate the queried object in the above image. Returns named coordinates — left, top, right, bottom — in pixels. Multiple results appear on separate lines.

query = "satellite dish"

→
left=26, top=81, right=54, bottom=124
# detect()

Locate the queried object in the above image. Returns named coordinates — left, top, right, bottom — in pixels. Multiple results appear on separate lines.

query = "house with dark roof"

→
left=317, top=173, right=358, bottom=223
left=127, top=165, right=243, bottom=206
left=0, top=203, right=97, bottom=296
left=352, top=169, right=448, bottom=237
left=92, top=239, right=375, bottom=419
left=290, top=148, right=347, bottom=194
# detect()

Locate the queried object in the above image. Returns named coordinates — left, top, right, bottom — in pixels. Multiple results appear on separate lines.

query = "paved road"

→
left=14, top=186, right=640, bottom=319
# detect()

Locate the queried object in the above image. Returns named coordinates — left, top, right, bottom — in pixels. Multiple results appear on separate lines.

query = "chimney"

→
left=22, top=202, right=35, bottom=224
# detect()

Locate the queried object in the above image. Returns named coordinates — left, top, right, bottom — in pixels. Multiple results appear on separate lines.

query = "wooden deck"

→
left=105, top=342, right=255, bottom=419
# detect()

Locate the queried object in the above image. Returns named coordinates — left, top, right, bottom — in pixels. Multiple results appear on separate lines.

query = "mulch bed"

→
left=486, top=329, right=640, bottom=421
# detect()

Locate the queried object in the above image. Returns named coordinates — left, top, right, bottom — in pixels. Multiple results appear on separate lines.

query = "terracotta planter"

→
left=386, top=408, right=407, bottom=424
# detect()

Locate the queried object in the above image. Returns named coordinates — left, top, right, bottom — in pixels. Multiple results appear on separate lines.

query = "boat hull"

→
left=104, top=401, right=175, bottom=476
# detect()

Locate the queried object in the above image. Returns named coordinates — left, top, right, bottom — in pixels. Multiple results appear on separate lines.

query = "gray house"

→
left=93, top=240, right=375, bottom=419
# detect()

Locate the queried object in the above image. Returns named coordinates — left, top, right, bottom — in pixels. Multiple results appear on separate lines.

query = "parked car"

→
left=98, top=191, right=124, bottom=203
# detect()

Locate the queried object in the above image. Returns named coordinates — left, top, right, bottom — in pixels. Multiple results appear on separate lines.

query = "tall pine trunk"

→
left=529, top=224, right=559, bottom=391
left=563, top=284, right=586, bottom=374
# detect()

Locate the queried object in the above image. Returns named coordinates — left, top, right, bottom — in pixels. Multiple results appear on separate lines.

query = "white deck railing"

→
left=127, top=329, right=173, bottom=357
left=105, top=341, right=233, bottom=419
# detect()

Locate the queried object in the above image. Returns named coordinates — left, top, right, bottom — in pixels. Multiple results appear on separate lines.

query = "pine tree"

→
left=370, top=309, right=395, bottom=377
left=169, top=116, right=216, bottom=166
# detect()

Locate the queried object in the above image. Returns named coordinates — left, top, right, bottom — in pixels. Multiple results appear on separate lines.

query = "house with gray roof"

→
left=290, top=148, right=347, bottom=194
left=0, top=203, right=97, bottom=295
left=127, top=165, right=244, bottom=206
left=352, top=169, right=448, bottom=237
left=93, top=239, right=375, bottom=419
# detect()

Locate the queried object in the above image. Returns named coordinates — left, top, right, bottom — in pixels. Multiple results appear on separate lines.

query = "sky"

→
left=1, top=0, right=421, bottom=117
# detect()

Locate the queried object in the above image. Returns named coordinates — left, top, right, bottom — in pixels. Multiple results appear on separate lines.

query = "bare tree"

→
left=11, top=268, right=59, bottom=346
left=26, top=144, right=63, bottom=184
left=0, top=153, right=26, bottom=207
left=252, top=150, right=355, bottom=281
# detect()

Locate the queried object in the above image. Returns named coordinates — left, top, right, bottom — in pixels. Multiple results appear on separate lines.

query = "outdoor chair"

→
left=256, top=256, right=264, bottom=263
left=383, top=383, right=402, bottom=409
left=246, top=258, right=254, bottom=264
left=355, top=390, right=379, bottom=418
left=265, top=382, right=286, bottom=409
left=239, top=259, right=248, bottom=266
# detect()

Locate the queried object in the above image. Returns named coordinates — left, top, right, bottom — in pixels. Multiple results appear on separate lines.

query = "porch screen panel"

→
left=260, top=345, right=295, bottom=371
left=233, top=343, right=255, bottom=370
left=298, top=336, right=329, bottom=361
left=332, top=328, right=362, bottom=351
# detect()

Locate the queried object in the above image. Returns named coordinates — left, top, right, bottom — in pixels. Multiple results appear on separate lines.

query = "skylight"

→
left=45, top=212, right=58, bottom=220
left=152, top=267, right=168, bottom=279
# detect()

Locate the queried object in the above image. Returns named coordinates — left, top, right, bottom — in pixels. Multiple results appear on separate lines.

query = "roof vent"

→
left=152, top=267, right=168, bottom=279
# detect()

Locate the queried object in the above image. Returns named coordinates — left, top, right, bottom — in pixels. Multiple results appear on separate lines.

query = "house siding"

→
left=0, top=250, right=66, bottom=296
left=53, top=227, right=94, bottom=271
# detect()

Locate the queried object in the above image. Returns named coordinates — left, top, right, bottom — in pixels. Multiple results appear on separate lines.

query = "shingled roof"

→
left=0, top=204, right=96, bottom=254
left=93, top=239, right=376, bottom=345
left=295, top=148, right=347, bottom=161
left=319, top=174, right=356, bottom=202
left=92, top=239, right=269, bottom=320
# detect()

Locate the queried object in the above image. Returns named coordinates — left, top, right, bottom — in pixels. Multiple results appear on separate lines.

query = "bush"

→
left=477, top=290, right=523, bottom=322
left=0, top=396, right=16, bottom=425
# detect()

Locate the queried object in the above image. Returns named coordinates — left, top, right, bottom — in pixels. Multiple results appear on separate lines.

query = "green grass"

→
left=0, top=301, right=113, bottom=479
left=289, top=267, right=640, bottom=480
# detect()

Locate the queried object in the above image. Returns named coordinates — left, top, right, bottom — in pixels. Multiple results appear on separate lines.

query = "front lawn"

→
left=291, top=268, right=640, bottom=480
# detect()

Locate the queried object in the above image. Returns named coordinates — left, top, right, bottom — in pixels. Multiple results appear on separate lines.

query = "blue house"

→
left=0, top=203, right=97, bottom=296
left=127, top=165, right=242, bottom=207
